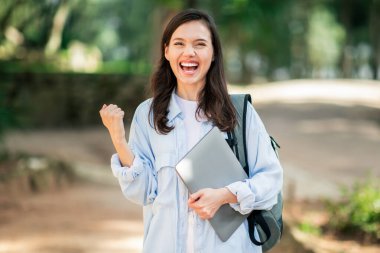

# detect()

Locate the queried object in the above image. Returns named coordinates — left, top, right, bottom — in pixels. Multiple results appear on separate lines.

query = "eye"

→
left=174, top=42, right=184, bottom=46
left=195, top=42, right=206, bottom=48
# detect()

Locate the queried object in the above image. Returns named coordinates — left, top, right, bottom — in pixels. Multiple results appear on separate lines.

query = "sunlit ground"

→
left=0, top=184, right=144, bottom=253
left=230, top=79, right=380, bottom=108
left=0, top=232, right=142, bottom=253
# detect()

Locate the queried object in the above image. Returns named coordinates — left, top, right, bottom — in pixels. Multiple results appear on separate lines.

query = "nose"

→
left=183, top=45, right=196, bottom=56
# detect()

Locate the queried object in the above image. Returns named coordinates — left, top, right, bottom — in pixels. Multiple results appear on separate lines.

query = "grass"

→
left=325, top=176, right=380, bottom=243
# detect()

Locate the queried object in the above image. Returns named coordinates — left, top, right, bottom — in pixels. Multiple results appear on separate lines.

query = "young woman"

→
left=100, top=9, right=282, bottom=253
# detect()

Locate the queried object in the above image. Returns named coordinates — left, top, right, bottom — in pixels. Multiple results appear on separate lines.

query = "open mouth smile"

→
left=179, top=61, right=199, bottom=74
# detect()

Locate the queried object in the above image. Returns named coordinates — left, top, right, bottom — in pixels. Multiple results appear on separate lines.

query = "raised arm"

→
left=99, top=102, right=158, bottom=206
left=99, top=104, right=134, bottom=167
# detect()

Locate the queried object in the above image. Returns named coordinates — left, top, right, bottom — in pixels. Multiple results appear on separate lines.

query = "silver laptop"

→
left=175, top=127, right=249, bottom=242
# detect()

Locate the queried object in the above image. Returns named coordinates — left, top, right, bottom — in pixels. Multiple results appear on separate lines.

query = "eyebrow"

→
left=172, top=38, right=209, bottom=43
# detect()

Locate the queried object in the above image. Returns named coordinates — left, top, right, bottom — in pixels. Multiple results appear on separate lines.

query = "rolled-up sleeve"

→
left=226, top=103, right=283, bottom=215
left=110, top=101, right=157, bottom=206
left=111, top=153, right=145, bottom=183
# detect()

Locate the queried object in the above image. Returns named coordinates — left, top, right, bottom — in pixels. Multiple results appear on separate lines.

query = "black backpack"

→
left=228, top=94, right=283, bottom=252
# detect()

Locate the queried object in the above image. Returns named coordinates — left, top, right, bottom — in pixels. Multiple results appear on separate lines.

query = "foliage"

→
left=298, top=221, right=321, bottom=236
left=325, top=177, right=380, bottom=242
left=307, top=5, right=345, bottom=75
left=98, top=60, right=152, bottom=75
left=0, top=0, right=379, bottom=81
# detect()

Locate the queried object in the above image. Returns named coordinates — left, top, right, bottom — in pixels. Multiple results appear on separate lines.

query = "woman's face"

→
left=165, top=20, right=214, bottom=91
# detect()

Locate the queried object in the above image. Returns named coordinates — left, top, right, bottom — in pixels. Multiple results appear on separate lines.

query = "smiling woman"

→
left=99, top=9, right=283, bottom=253
left=149, top=9, right=237, bottom=135
left=164, top=20, right=214, bottom=96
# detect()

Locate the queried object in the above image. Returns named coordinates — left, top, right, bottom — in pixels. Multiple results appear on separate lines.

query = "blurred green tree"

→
left=307, top=5, right=345, bottom=77
left=0, top=0, right=378, bottom=80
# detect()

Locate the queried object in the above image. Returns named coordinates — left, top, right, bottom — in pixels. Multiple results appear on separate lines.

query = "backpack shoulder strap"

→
left=230, top=93, right=283, bottom=251
left=229, top=94, right=251, bottom=175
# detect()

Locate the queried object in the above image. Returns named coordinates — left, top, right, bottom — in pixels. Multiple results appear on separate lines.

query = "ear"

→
left=164, top=44, right=169, bottom=61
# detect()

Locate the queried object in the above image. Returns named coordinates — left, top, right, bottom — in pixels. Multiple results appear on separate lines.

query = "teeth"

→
left=180, top=62, right=198, bottom=67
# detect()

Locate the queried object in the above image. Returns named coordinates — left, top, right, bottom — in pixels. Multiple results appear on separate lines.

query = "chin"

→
left=182, top=80, right=202, bottom=87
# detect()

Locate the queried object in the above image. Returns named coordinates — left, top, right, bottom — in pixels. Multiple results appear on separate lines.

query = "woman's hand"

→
left=99, top=104, right=126, bottom=143
left=188, top=188, right=237, bottom=220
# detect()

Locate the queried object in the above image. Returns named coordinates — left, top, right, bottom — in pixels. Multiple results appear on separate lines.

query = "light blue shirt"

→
left=110, top=92, right=283, bottom=253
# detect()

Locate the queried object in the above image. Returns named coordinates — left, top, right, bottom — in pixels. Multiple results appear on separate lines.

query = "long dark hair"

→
left=150, top=9, right=237, bottom=134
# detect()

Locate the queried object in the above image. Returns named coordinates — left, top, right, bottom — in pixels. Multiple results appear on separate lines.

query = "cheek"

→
left=168, top=61, right=180, bottom=77
left=166, top=51, right=179, bottom=65
left=201, top=53, right=213, bottom=69
left=202, top=51, right=214, bottom=64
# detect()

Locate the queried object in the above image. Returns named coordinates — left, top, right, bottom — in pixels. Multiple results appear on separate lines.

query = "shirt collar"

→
left=167, top=90, right=182, bottom=123
left=166, top=90, right=208, bottom=123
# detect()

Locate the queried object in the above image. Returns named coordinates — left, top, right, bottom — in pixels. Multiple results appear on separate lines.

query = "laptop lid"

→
left=175, top=127, right=249, bottom=242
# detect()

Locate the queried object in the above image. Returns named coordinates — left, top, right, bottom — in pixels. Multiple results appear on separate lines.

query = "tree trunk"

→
left=0, top=0, right=24, bottom=41
left=369, top=0, right=380, bottom=79
left=339, top=0, right=354, bottom=78
left=149, top=7, right=176, bottom=68
left=45, top=0, right=71, bottom=56
left=290, top=0, right=309, bottom=79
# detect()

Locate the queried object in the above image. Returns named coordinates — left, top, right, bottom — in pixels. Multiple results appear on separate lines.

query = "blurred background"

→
left=0, top=0, right=379, bottom=252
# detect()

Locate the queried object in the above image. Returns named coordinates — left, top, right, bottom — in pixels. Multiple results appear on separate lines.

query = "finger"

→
left=190, top=190, right=203, bottom=202
left=99, top=104, right=107, bottom=114
left=189, top=200, right=201, bottom=210
left=110, top=106, right=123, bottom=114
left=106, top=104, right=117, bottom=112
left=188, top=196, right=199, bottom=208
left=188, top=196, right=196, bottom=204
left=199, top=213, right=209, bottom=220
left=109, top=107, right=120, bottom=115
left=114, top=109, right=124, bottom=118
left=106, top=107, right=120, bottom=116
left=116, top=111, right=124, bottom=118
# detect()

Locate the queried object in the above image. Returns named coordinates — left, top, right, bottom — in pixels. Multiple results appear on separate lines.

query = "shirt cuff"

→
left=226, top=180, right=255, bottom=215
left=110, top=153, right=144, bottom=183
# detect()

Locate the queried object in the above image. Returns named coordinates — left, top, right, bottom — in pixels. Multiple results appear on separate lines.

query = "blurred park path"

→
left=1, top=80, right=380, bottom=252
left=230, top=79, right=380, bottom=200
left=0, top=183, right=143, bottom=253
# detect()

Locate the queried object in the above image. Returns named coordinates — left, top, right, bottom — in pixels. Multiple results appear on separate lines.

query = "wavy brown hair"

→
left=150, top=9, right=236, bottom=134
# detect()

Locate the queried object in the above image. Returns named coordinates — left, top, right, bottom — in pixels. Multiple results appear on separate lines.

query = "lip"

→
left=178, top=60, right=199, bottom=76
left=179, top=60, right=199, bottom=66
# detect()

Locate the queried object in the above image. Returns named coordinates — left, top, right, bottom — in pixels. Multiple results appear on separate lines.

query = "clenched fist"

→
left=99, top=104, right=134, bottom=167
left=99, top=104, right=126, bottom=143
